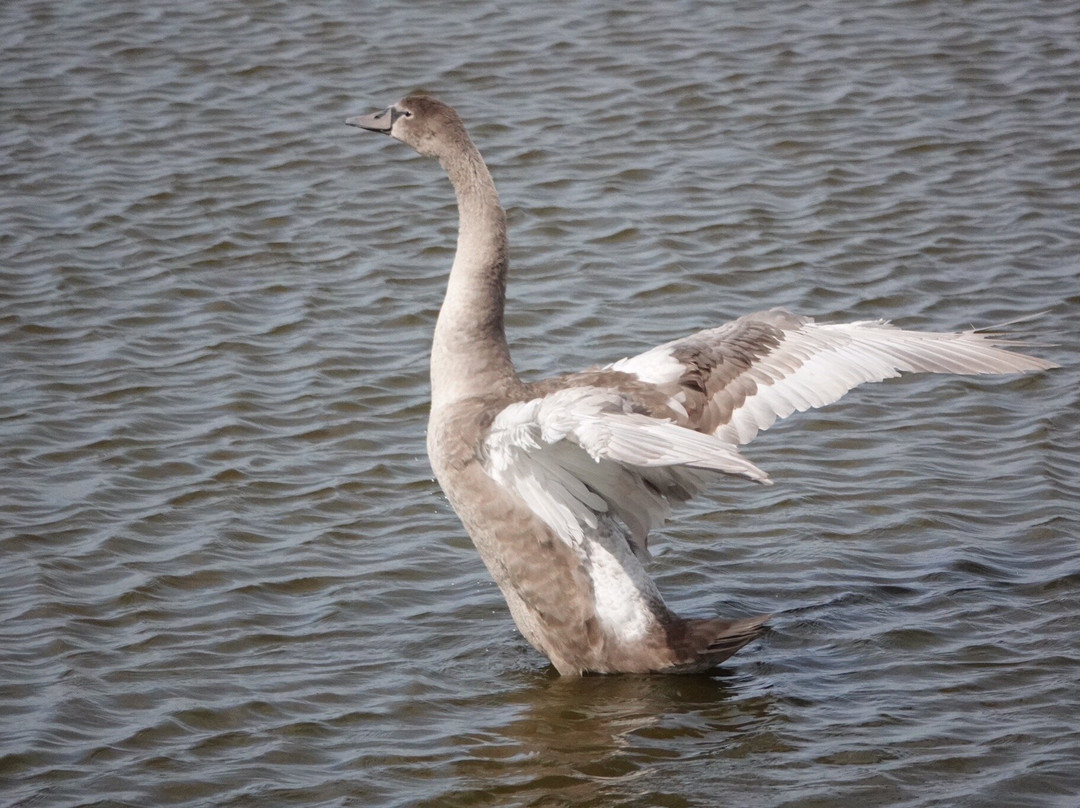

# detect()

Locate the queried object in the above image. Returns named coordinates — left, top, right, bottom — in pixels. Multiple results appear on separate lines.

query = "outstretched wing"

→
left=482, top=308, right=1053, bottom=558
left=482, top=385, right=768, bottom=559
left=608, top=308, right=1056, bottom=445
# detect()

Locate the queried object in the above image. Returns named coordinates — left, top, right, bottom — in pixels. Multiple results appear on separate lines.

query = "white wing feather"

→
left=483, top=387, right=767, bottom=556
left=717, top=319, right=1054, bottom=445
left=613, top=310, right=1056, bottom=446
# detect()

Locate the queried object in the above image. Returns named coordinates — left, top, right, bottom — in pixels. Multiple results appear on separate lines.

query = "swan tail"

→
left=664, top=613, right=771, bottom=672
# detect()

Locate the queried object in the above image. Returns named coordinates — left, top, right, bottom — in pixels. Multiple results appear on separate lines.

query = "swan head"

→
left=346, top=96, right=467, bottom=159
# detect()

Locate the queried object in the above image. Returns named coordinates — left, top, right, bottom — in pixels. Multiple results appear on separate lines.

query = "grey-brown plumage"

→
left=346, top=96, right=1056, bottom=675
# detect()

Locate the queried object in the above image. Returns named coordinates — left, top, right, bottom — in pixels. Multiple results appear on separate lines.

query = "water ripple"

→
left=3, top=0, right=1079, bottom=806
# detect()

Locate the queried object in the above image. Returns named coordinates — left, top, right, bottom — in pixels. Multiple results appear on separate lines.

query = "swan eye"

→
left=388, top=107, right=413, bottom=127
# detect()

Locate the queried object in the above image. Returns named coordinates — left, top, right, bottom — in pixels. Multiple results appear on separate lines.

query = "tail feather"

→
left=666, top=613, right=771, bottom=672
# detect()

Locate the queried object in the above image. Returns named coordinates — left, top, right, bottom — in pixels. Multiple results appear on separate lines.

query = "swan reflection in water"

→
left=440, top=669, right=781, bottom=805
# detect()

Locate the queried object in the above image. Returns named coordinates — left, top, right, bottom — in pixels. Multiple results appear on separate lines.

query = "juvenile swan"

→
left=347, top=96, right=1056, bottom=675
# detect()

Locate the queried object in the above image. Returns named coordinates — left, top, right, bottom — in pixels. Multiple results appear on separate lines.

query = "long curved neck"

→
left=430, top=137, right=517, bottom=411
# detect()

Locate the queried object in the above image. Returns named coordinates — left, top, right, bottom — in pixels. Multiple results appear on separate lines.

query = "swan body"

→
left=347, top=96, right=1056, bottom=675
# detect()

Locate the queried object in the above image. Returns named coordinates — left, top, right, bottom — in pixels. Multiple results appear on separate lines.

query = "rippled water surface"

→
left=3, top=1, right=1079, bottom=806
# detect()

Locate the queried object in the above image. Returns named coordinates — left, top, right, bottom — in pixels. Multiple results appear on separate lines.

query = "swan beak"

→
left=346, top=108, right=394, bottom=135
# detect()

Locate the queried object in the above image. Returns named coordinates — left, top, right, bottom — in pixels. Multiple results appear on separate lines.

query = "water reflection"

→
left=428, top=671, right=780, bottom=806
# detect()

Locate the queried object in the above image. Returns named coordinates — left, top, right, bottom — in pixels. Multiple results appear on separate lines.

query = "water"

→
left=2, top=1, right=1079, bottom=805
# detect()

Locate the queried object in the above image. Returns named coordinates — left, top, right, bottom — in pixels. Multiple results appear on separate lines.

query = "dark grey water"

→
left=2, top=1, right=1079, bottom=806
